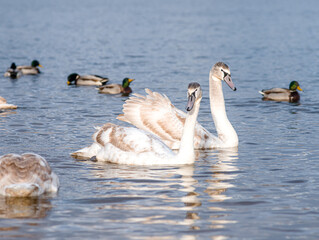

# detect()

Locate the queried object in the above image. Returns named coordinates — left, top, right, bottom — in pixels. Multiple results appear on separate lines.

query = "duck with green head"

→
left=67, top=73, right=109, bottom=86
left=4, top=63, right=22, bottom=79
left=17, top=60, right=42, bottom=75
left=98, top=78, right=134, bottom=95
left=259, top=81, right=303, bottom=102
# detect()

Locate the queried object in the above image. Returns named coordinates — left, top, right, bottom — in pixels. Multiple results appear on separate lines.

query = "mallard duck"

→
left=0, top=96, right=17, bottom=109
left=67, top=73, right=109, bottom=86
left=98, top=78, right=134, bottom=95
left=4, top=63, right=22, bottom=79
left=259, top=81, right=303, bottom=102
left=117, top=62, right=238, bottom=150
left=0, top=153, right=59, bottom=197
left=71, top=83, right=202, bottom=165
left=17, top=60, right=42, bottom=75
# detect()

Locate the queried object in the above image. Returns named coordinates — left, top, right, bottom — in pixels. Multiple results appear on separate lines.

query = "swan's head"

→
left=186, top=82, right=202, bottom=111
left=67, top=73, right=80, bottom=85
left=212, top=62, right=236, bottom=91
left=289, top=81, right=303, bottom=91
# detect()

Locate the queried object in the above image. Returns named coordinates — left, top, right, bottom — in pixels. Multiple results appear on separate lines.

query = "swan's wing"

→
left=0, top=153, right=59, bottom=197
left=73, top=123, right=174, bottom=164
left=117, top=89, right=186, bottom=148
left=118, top=89, right=219, bottom=149
left=0, top=97, right=7, bottom=104
left=94, top=123, right=172, bottom=155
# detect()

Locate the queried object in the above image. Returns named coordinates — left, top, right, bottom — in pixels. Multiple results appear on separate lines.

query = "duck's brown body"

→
left=98, top=84, right=132, bottom=95
left=259, top=81, right=303, bottom=103
left=98, top=78, right=134, bottom=95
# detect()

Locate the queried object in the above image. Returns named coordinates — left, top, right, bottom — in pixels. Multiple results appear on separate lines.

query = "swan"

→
left=259, top=81, right=303, bottom=102
left=0, top=96, right=17, bottom=109
left=71, top=82, right=202, bottom=165
left=67, top=73, right=109, bottom=86
left=17, top=60, right=42, bottom=75
left=0, top=153, right=59, bottom=197
left=117, top=62, right=238, bottom=149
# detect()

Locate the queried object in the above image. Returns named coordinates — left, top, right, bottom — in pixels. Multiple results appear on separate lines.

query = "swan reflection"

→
left=205, top=148, right=239, bottom=202
left=0, top=110, right=17, bottom=118
left=81, top=148, right=238, bottom=238
left=0, top=197, right=52, bottom=219
left=203, top=148, right=239, bottom=232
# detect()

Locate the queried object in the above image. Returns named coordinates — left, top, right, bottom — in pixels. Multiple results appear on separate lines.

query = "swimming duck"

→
left=4, top=63, right=22, bottom=79
left=117, top=62, right=238, bottom=150
left=0, top=153, right=59, bottom=197
left=259, top=81, right=303, bottom=102
left=98, top=78, right=134, bottom=95
left=0, top=96, right=17, bottom=109
left=17, top=60, right=42, bottom=75
left=71, top=82, right=202, bottom=165
left=67, top=73, right=109, bottom=86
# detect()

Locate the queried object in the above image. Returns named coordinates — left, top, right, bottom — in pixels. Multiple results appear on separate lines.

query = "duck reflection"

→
left=0, top=197, right=52, bottom=219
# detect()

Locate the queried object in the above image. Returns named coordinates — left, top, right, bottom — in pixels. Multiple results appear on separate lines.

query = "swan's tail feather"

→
left=0, top=104, right=18, bottom=109
left=70, top=142, right=102, bottom=160
left=70, top=151, right=91, bottom=160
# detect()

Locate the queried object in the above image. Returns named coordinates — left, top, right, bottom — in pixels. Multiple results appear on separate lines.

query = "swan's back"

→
left=73, top=123, right=175, bottom=165
left=117, top=89, right=218, bottom=149
left=72, top=82, right=203, bottom=165
left=0, top=153, right=59, bottom=197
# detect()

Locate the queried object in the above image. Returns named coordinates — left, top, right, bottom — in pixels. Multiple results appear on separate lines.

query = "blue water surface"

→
left=1, top=0, right=319, bottom=239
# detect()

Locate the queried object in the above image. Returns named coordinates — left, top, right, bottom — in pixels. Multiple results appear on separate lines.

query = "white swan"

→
left=117, top=62, right=238, bottom=149
left=0, top=153, right=59, bottom=197
left=71, top=82, right=202, bottom=165
left=0, top=96, right=17, bottom=109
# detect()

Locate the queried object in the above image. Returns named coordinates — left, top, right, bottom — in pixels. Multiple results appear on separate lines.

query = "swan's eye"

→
left=193, top=89, right=198, bottom=97
left=221, top=69, right=229, bottom=78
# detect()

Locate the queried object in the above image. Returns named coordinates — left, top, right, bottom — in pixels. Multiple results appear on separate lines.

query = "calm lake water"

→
left=1, top=0, right=319, bottom=239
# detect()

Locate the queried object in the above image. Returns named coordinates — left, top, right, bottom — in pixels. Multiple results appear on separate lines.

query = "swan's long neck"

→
left=176, top=100, right=200, bottom=164
left=209, top=73, right=238, bottom=147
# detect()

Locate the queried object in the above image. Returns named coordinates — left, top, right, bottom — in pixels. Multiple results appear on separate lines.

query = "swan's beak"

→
left=224, top=75, right=236, bottom=91
left=186, top=92, right=196, bottom=111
